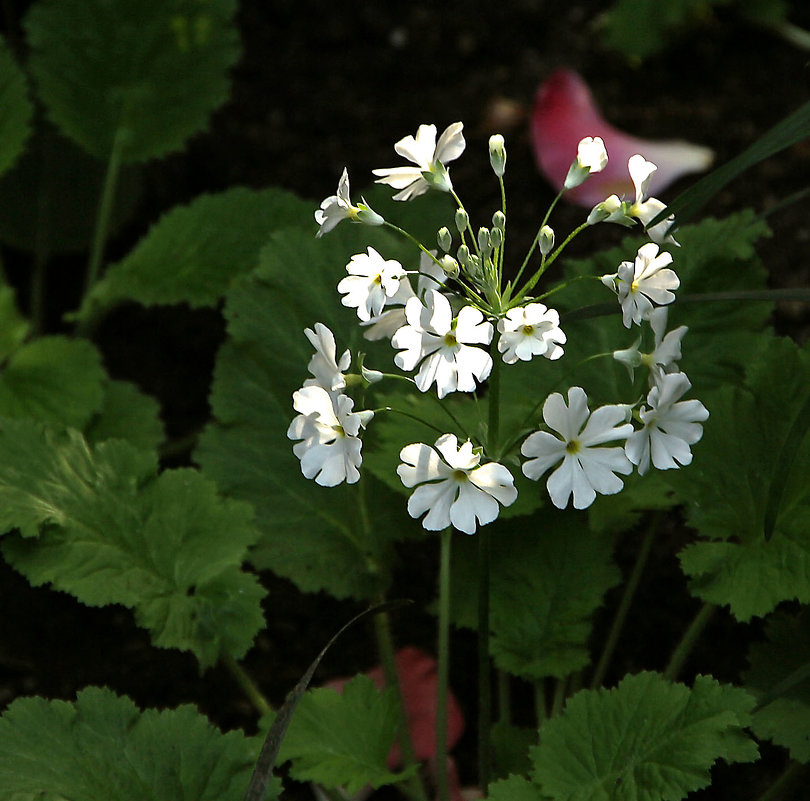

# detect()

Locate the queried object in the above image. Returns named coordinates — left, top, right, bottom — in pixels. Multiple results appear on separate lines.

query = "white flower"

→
left=521, top=387, right=633, bottom=510
left=397, top=434, right=517, bottom=534
left=337, top=247, right=407, bottom=322
left=564, top=136, right=608, bottom=190
left=627, top=155, right=678, bottom=246
left=287, top=385, right=365, bottom=486
left=392, top=289, right=493, bottom=398
left=304, top=323, right=351, bottom=391
left=497, top=303, right=566, bottom=364
left=361, top=250, right=447, bottom=341
left=314, top=168, right=384, bottom=237
left=373, top=122, right=466, bottom=200
left=602, top=242, right=680, bottom=328
left=625, top=372, right=709, bottom=475
left=613, top=307, right=687, bottom=382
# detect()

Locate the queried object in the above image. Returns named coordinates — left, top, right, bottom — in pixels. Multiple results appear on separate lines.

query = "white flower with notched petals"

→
left=392, top=289, right=493, bottom=398
left=361, top=251, right=447, bottom=341
left=625, top=372, right=708, bottom=475
left=373, top=122, right=465, bottom=200
left=337, top=247, right=407, bottom=322
left=602, top=242, right=680, bottom=329
left=315, top=169, right=384, bottom=237
left=304, top=323, right=351, bottom=391
left=397, top=434, right=517, bottom=534
left=627, top=155, right=678, bottom=246
left=497, top=303, right=566, bottom=364
left=521, top=387, right=633, bottom=510
left=565, top=136, right=608, bottom=190
left=287, top=385, right=367, bottom=486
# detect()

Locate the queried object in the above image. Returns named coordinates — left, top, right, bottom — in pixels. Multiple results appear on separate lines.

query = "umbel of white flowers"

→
left=288, top=123, right=708, bottom=534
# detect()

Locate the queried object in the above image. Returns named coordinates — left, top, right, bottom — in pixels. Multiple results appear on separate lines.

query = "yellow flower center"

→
left=444, top=332, right=458, bottom=347
left=565, top=439, right=581, bottom=455
left=522, top=324, right=535, bottom=336
left=452, top=469, right=468, bottom=482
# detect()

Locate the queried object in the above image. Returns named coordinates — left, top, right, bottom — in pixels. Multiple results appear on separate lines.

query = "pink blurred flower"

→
left=531, top=68, right=713, bottom=207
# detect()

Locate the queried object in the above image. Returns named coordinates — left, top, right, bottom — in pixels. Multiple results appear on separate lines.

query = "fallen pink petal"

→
left=531, top=68, right=714, bottom=207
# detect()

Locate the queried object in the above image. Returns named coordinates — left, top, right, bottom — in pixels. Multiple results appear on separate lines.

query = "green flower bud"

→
left=539, top=225, right=555, bottom=256
left=457, top=244, right=471, bottom=266
left=492, top=210, right=505, bottom=230
left=490, top=226, right=503, bottom=249
left=437, top=226, right=452, bottom=252
left=455, top=208, right=469, bottom=233
left=477, top=227, right=490, bottom=253
left=440, top=255, right=460, bottom=278
left=488, top=133, right=506, bottom=177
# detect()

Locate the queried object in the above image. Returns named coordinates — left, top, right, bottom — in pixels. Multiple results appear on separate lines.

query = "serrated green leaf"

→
left=0, top=335, right=105, bottom=428
left=84, top=378, right=164, bottom=450
left=744, top=607, right=810, bottom=762
left=0, top=129, right=142, bottom=253
left=197, top=226, right=424, bottom=600
left=671, top=336, right=810, bottom=620
left=0, top=36, right=33, bottom=178
left=0, top=420, right=264, bottom=666
left=278, top=675, right=415, bottom=795
left=531, top=672, right=758, bottom=801
left=450, top=512, right=620, bottom=680
left=25, top=0, right=240, bottom=162
left=0, top=686, right=268, bottom=800
left=79, top=187, right=314, bottom=320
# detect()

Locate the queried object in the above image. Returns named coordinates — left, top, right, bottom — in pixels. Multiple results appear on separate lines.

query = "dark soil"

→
left=1, top=1, right=809, bottom=799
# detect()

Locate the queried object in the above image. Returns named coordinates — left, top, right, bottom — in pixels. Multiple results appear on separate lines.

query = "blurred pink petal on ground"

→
left=531, top=68, right=714, bottom=206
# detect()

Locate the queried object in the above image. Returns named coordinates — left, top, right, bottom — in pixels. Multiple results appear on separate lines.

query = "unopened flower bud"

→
left=439, top=254, right=460, bottom=278
left=490, top=227, right=503, bottom=249
left=356, top=409, right=376, bottom=427
left=564, top=136, right=608, bottom=190
left=437, top=226, right=452, bottom=252
left=477, top=227, right=490, bottom=253
left=356, top=198, right=385, bottom=227
left=539, top=225, right=555, bottom=256
left=361, top=364, right=384, bottom=385
left=455, top=208, right=469, bottom=233
left=587, top=194, right=632, bottom=227
left=457, top=244, right=471, bottom=266
left=488, top=133, right=506, bottom=177
left=491, top=210, right=505, bottom=230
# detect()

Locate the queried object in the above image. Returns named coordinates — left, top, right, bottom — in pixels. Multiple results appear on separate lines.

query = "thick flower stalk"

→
left=397, top=434, right=517, bottom=534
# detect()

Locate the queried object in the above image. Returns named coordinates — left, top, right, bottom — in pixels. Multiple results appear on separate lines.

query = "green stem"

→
left=220, top=652, right=272, bottom=718
left=477, top=524, right=492, bottom=792
left=436, top=528, right=453, bottom=801
left=663, top=602, right=716, bottom=681
left=754, top=761, right=807, bottom=801
left=512, top=189, right=565, bottom=288
left=374, top=604, right=430, bottom=801
left=496, top=670, right=511, bottom=723
left=590, top=516, right=659, bottom=689
left=84, top=126, right=126, bottom=301
left=534, top=681, right=547, bottom=725
left=550, top=677, right=567, bottom=717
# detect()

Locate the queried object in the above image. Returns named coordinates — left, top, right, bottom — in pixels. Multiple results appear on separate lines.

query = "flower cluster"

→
left=288, top=122, right=708, bottom=533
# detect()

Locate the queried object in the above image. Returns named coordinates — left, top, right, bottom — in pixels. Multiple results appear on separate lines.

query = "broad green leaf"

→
left=0, top=335, right=105, bottom=428
left=0, top=284, right=29, bottom=362
left=450, top=511, right=620, bottom=680
left=197, top=225, right=425, bottom=600
left=79, top=187, right=314, bottom=321
left=0, top=129, right=142, bottom=253
left=603, top=0, right=729, bottom=60
left=673, top=336, right=810, bottom=620
left=84, top=379, right=164, bottom=451
left=25, top=0, right=240, bottom=162
left=531, top=672, right=758, bottom=801
left=0, top=420, right=264, bottom=666
left=0, top=686, right=268, bottom=800
left=650, top=99, right=810, bottom=229
left=487, top=775, right=549, bottom=801
left=0, top=36, right=33, bottom=177
left=744, top=608, right=810, bottom=762
left=278, top=675, right=415, bottom=795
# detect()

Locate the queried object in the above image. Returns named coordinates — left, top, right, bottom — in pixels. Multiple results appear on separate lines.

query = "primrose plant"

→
left=291, top=124, right=708, bottom=528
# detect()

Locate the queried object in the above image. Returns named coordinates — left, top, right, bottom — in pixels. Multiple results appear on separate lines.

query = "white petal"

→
left=434, top=122, right=466, bottom=164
